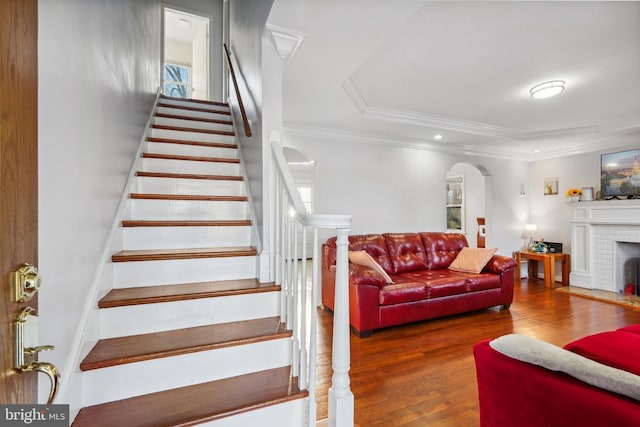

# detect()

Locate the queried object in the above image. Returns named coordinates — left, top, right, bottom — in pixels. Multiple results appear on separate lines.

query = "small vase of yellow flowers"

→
left=566, top=188, right=582, bottom=202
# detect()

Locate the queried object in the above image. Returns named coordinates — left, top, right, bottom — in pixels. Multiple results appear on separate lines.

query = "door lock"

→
left=14, top=263, right=41, bottom=302
left=15, top=307, right=59, bottom=404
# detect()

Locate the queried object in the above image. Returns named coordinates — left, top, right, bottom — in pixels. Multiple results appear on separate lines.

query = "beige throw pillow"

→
left=348, top=250, right=394, bottom=283
left=448, top=247, right=497, bottom=274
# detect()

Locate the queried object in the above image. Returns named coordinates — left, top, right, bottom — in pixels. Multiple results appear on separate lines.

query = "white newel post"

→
left=329, top=227, right=354, bottom=427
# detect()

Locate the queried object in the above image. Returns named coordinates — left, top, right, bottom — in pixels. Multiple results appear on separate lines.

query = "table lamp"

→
left=524, top=223, right=538, bottom=251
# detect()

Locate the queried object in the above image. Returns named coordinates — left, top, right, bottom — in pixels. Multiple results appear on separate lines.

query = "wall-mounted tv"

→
left=601, top=148, right=640, bottom=199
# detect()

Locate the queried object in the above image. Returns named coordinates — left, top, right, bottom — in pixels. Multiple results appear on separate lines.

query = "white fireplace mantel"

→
left=570, top=200, right=640, bottom=292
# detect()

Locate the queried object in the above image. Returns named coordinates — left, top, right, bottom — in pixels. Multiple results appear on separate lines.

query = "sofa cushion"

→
left=347, top=234, right=393, bottom=273
left=463, top=273, right=501, bottom=291
left=421, top=232, right=468, bottom=270
left=349, top=250, right=394, bottom=283
left=379, top=282, right=427, bottom=305
left=564, top=330, right=640, bottom=376
left=426, top=279, right=468, bottom=298
left=384, top=233, right=428, bottom=274
left=449, top=247, right=497, bottom=274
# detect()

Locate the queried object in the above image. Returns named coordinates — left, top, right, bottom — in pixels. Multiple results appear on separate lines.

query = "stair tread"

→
left=121, top=219, right=251, bottom=227
left=99, top=279, right=278, bottom=308
left=160, top=95, right=228, bottom=108
left=130, top=193, right=247, bottom=202
left=157, top=102, right=231, bottom=115
left=155, top=112, right=233, bottom=125
left=111, top=246, right=256, bottom=262
left=142, top=152, right=239, bottom=163
left=72, top=366, right=306, bottom=427
left=152, top=124, right=234, bottom=136
left=146, top=137, right=237, bottom=149
left=80, top=317, right=289, bottom=371
left=136, top=171, right=243, bottom=181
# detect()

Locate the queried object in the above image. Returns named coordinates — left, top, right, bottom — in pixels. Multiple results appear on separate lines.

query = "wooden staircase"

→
left=72, top=96, right=307, bottom=426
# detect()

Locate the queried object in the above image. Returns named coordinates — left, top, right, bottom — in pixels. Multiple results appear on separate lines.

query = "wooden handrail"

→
left=223, top=43, right=252, bottom=138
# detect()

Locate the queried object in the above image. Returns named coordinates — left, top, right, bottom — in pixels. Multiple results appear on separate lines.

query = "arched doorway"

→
left=447, top=163, right=490, bottom=248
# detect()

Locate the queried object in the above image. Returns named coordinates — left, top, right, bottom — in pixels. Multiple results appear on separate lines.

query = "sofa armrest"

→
left=483, top=255, right=517, bottom=274
left=474, top=338, right=640, bottom=427
left=491, top=334, right=640, bottom=401
left=349, top=263, right=387, bottom=288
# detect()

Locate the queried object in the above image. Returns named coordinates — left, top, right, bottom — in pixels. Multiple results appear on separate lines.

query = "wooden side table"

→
left=515, top=251, right=571, bottom=288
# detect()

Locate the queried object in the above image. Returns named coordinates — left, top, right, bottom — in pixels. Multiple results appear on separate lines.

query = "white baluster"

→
left=329, top=228, right=354, bottom=427
left=299, top=223, right=308, bottom=390
left=306, top=228, right=320, bottom=426
left=291, top=219, right=300, bottom=377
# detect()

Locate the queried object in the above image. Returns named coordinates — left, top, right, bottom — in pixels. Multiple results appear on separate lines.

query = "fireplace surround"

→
left=570, top=200, right=640, bottom=293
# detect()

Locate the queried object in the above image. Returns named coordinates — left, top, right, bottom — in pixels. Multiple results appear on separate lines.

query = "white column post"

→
left=328, top=227, right=354, bottom=427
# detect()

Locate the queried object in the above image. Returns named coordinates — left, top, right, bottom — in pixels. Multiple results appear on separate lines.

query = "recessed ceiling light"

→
left=530, top=80, right=565, bottom=99
left=434, top=134, right=443, bottom=140
left=178, top=18, right=192, bottom=29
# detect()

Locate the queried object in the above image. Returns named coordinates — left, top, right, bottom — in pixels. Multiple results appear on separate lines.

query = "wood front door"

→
left=0, top=0, right=39, bottom=404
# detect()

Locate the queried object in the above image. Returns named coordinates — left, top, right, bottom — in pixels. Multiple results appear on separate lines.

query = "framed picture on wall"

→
left=544, top=178, right=558, bottom=195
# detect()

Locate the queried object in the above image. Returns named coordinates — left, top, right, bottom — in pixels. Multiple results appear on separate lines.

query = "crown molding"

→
left=283, top=123, right=532, bottom=161
left=283, top=122, right=640, bottom=163
left=524, top=126, right=597, bottom=139
left=341, top=76, right=628, bottom=143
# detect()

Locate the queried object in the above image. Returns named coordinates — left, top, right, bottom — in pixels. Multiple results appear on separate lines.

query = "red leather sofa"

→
left=473, top=325, right=640, bottom=426
left=321, top=232, right=517, bottom=337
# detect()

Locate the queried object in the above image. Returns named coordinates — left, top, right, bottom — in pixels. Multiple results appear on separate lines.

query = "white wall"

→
left=165, top=39, right=192, bottom=64
left=528, top=144, right=638, bottom=255
left=38, top=0, right=161, bottom=403
left=281, top=134, right=528, bottom=257
left=228, top=0, right=275, bottom=259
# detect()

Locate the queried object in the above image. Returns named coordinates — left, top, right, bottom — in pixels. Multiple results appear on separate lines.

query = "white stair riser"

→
left=154, top=117, right=233, bottom=133
left=127, top=199, right=247, bottom=221
left=100, top=292, right=279, bottom=338
left=134, top=176, right=244, bottom=196
left=144, top=141, right=237, bottom=159
left=157, top=106, right=231, bottom=122
left=141, top=158, right=240, bottom=176
left=113, top=256, right=257, bottom=287
left=160, top=98, right=229, bottom=112
left=81, top=339, right=291, bottom=407
left=122, top=225, right=251, bottom=250
left=202, top=399, right=306, bottom=427
left=151, top=128, right=235, bottom=144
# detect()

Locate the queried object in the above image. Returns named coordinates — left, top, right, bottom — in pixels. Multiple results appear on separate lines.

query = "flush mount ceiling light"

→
left=530, top=80, right=565, bottom=99
left=434, top=134, right=443, bottom=140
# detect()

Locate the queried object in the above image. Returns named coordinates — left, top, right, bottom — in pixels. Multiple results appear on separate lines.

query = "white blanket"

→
left=490, top=333, right=640, bottom=402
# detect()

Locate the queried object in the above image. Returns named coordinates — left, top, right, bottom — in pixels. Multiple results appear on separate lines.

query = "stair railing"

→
left=271, top=136, right=354, bottom=427
left=223, top=43, right=252, bottom=138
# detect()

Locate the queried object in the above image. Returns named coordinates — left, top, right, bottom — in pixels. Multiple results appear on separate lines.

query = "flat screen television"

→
left=601, top=148, right=640, bottom=199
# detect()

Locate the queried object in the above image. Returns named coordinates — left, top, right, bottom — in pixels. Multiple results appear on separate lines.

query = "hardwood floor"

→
left=315, top=278, right=640, bottom=426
